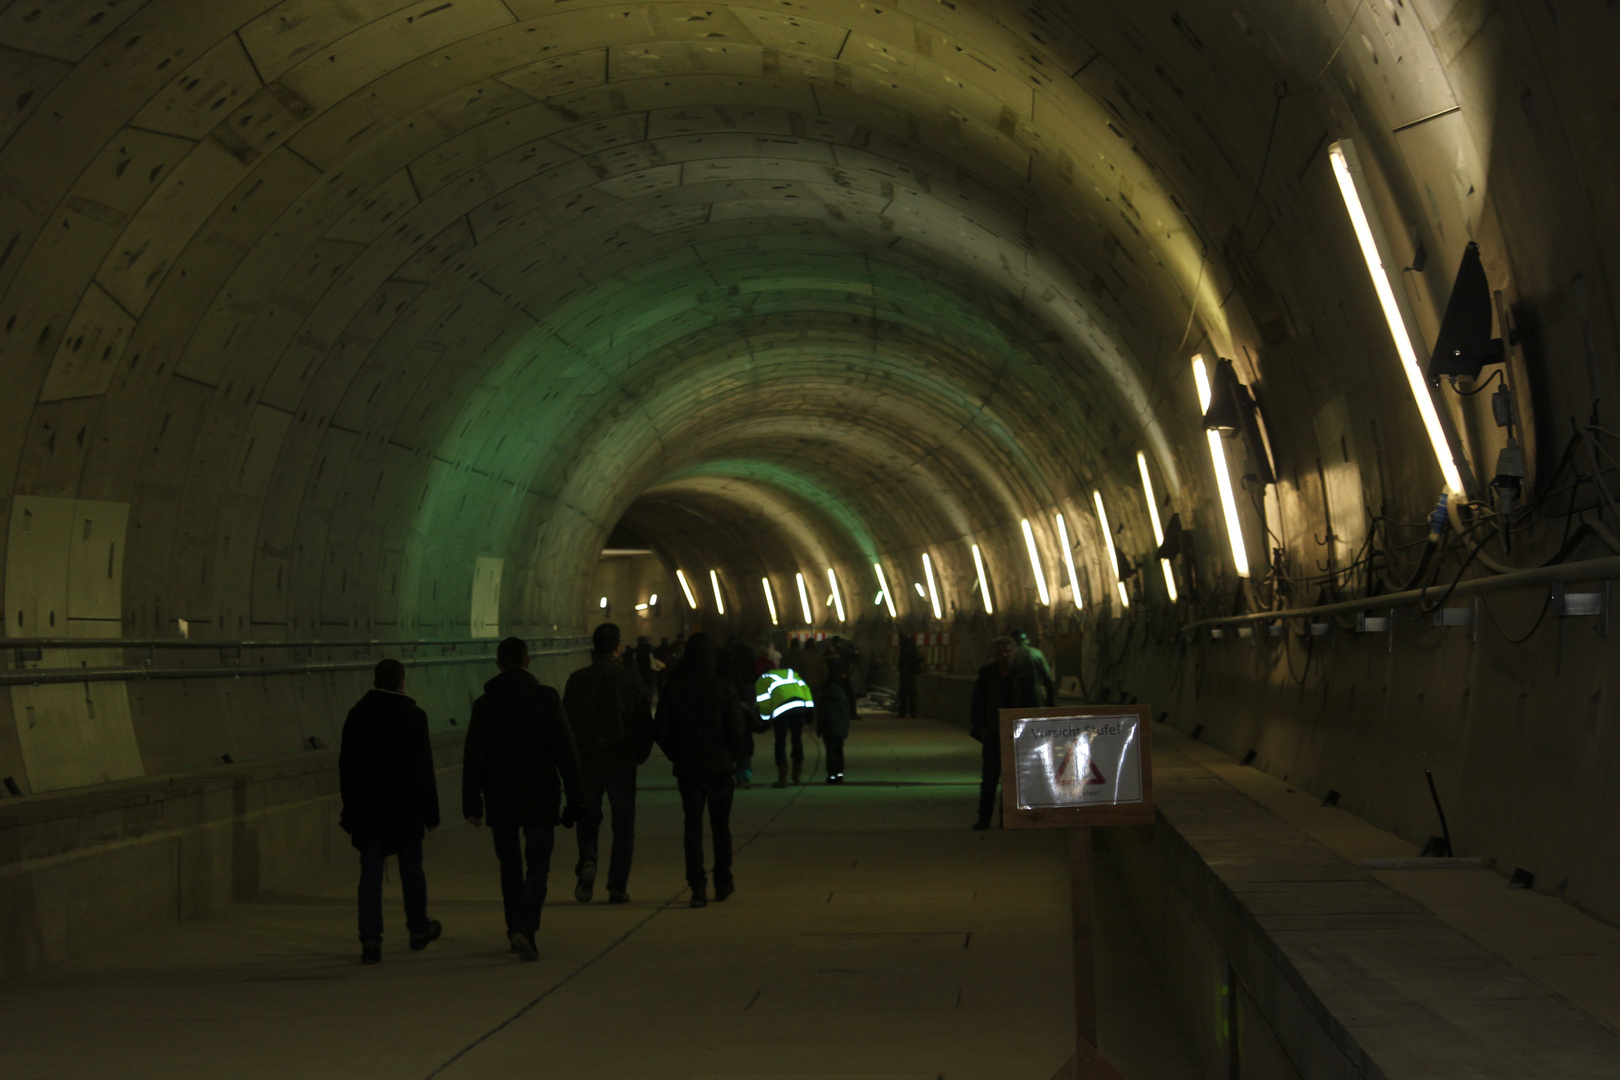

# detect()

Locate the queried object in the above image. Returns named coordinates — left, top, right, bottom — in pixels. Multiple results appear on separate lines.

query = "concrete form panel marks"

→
left=270, top=0, right=516, bottom=112
left=497, top=48, right=610, bottom=102
left=4, top=495, right=139, bottom=792
left=0, top=46, right=73, bottom=151
left=471, top=554, right=502, bottom=638
left=6, top=495, right=72, bottom=637
left=130, top=34, right=265, bottom=141
left=0, top=0, right=144, bottom=63
left=323, top=169, right=421, bottom=244
left=37, top=282, right=135, bottom=402
left=95, top=138, right=250, bottom=317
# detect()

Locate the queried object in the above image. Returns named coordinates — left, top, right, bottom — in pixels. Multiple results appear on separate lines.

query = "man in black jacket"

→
left=462, top=637, right=586, bottom=961
left=653, top=633, right=746, bottom=908
left=969, top=636, right=1039, bottom=831
left=562, top=623, right=653, bottom=904
left=339, top=658, right=442, bottom=964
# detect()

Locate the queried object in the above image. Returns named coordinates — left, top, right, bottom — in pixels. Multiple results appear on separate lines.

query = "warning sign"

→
left=1012, top=713, right=1145, bottom=810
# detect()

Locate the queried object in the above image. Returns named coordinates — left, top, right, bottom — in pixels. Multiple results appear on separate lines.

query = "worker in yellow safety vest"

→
left=755, top=667, right=813, bottom=788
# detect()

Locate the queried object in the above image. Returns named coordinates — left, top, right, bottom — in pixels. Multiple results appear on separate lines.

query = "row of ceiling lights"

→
left=607, top=140, right=1455, bottom=625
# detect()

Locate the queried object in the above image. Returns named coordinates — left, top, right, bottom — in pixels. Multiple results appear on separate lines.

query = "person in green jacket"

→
left=754, top=664, right=813, bottom=787
left=817, top=658, right=855, bottom=784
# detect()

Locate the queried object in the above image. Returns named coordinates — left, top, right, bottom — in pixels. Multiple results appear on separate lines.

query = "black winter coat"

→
left=339, top=690, right=440, bottom=854
left=654, top=635, right=747, bottom=778
left=969, top=661, right=1039, bottom=743
left=462, top=669, right=585, bottom=828
left=562, top=655, right=654, bottom=775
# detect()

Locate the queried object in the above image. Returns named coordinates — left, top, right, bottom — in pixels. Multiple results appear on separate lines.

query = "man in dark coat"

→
left=897, top=635, right=923, bottom=718
left=562, top=622, right=653, bottom=905
left=339, top=658, right=442, bottom=964
left=653, top=632, right=746, bottom=908
left=969, top=636, right=1039, bottom=830
left=462, top=637, right=585, bottom=961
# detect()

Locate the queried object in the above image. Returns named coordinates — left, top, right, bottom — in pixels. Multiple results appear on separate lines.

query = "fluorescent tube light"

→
left=971, top=544, right=994, bottom=615
left=1193, top=357, right=1250, bottom=578
left=1055, top=513, right=1083, bottom=611
left=762, top=578, right=779, bottom=625
left=826, top=568, right=845, bottom=623
left=1328, top=139, right=1467, bottom=495
left=796, top=572, right=813, bottom=624
left=709, top=570, right=725, bottom=615
left=922, top=553, right=943, bottom=620
left=1092, top=491, right=1130, bottom=609
left=1020, top=519, right=1051, bottom=606
left=873, top=563, right=897, bottom=618
left=1137, top=451, right=1179, bottom=602
left=676, top=570, right=698, bottom=609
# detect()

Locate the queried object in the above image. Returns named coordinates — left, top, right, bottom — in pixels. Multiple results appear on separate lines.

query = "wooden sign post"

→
left=999, top=705, right=1155, bottom=1080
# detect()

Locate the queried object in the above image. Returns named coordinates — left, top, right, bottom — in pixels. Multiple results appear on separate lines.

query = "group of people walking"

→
left=337, top=622, right=1055, bottom=962
left=336, top=624, right=865, bottom=963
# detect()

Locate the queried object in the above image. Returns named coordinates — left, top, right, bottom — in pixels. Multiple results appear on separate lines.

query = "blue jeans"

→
left=492, top=825, right=555, bottom=936
left=358, top=838, right=429, bottom=943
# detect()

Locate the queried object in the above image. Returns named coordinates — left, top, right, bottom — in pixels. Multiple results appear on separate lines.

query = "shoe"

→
left=361, top=941, right=381, bottom=964
left=607, top=890, right=630, bottom=904
left=826, top=775, right=845, bottom=785
left=574, top=861, right=596, bottom=904
left=771, top=768, right=787, bottom=789
left=972, top=818, right=991, bottom=831
left=510, top=930, right=538, bottom=962
left=791, top=765, right=802, bottom=785
left=715, top=881, right=735, bottom=902
left=409, top=918, right=442, bottom=952
left=689, top=889, right=708, bottom=908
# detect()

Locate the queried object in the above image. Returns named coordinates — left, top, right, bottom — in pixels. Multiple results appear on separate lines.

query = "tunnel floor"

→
left=0, top=715, right=1200, bottom=1080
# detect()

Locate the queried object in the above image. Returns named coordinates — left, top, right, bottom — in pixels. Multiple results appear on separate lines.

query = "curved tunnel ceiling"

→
left=0, top=0, right=1531, bottom=639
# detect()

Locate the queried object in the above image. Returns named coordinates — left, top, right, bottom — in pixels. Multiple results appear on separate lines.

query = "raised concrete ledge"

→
left=1104, top=726, right=1620, bottom=1079
left=0, top=732, right=463, bottom=979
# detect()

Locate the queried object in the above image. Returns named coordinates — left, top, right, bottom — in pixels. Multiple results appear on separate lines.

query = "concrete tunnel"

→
left=2, top=1, right=1619, bottom=1076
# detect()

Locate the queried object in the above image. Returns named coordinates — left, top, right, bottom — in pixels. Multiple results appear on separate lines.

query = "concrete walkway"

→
left=0, top=715, right=1201, bottom=1080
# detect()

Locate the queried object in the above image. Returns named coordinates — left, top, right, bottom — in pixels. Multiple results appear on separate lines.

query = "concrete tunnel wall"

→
left=1, top=1, right=1619, bottom=926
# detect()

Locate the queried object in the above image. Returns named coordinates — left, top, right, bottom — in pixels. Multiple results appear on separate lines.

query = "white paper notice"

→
left=1012, top=714, right=1144, bottom=810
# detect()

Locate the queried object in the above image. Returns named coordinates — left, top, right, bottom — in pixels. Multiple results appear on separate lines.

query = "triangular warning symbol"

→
left=1083, top=758, right=1107, bottom=785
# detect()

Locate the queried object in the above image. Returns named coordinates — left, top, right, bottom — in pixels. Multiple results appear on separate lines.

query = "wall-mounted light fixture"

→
left=873, top=563, right=897, bottom=618
left=1092, top=491, right=1130, bottom=609
left=1020, top=519, right=1051, bottom=606
left=796, top=572, right=813, bottom=624
left=649, top=593, right=658, bottom=607
left=599, top=596, right=609, bottom=611
left=762, top=578, right=779, bottom=626
left=1136, top=451, right=1180, bottom=603
left=708, top=569, right=725, bottom=616
left=921, top=553, right=943, bottom=620
left=1328, top=139, right=1470, bottom=496
left=1054, top=513, right=1084, bottom=611
left=635, top=602, right=649, bottom=612
left=971, top=543, right=994, bottom=615
left=826, top=568, right=846, bottom=623
left=676, top=570, right=699, bottom=609
left=1194, top=356, right=1250, bottom=578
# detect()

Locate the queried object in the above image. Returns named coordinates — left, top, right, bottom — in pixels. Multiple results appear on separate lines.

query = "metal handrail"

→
left=1182, top=555, right=1620, bottom=635
left=0, top=635, right=591, bottom=687
left=2, top=634, right=579, bottom=650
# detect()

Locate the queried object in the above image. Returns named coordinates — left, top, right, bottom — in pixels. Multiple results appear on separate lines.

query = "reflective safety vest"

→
left=755, top=668, right=813, bottom=721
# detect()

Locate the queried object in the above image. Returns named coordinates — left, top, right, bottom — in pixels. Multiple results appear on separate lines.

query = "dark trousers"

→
left=978, top=737, right=1001, bottom=824
left=677, top=774, right=735, bottom=891
left=576, top=765, right=637, bottom=892
left=897, top=673, right=918, bottom=717
left=358, top=838, right=429, bottom=943
left=773, top=709, right=807, bottom=768
left=826, top=736, right=846, bottom=779
left=492, top=825, right=555, bottom=936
